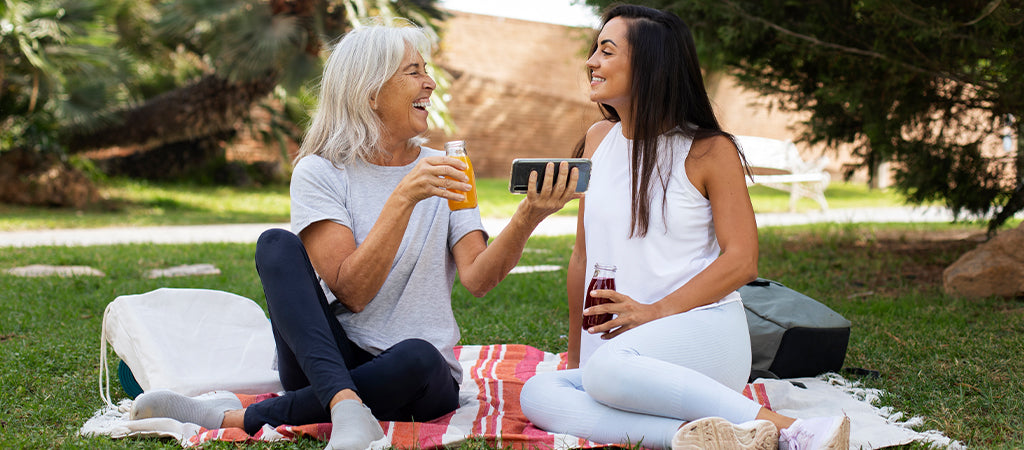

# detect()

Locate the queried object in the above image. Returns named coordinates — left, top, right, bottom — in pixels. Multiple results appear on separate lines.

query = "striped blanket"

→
left=81, top=344, right=961, bottom=449
left=184, top=344, right=774, bottom=448
left=193, top=344, right=598, bottom=448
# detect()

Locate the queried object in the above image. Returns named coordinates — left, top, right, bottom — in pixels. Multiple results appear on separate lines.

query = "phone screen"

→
left=508, top=158, right=592, bottom=194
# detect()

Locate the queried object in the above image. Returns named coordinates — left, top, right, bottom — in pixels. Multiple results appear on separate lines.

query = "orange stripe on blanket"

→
left=235, top=392, right=277, bottom=408
left=186, top=427, right=253, bottom=446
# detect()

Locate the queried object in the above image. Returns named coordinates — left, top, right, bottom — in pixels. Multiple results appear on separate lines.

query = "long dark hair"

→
left=575, top=4, right=747, bottom=237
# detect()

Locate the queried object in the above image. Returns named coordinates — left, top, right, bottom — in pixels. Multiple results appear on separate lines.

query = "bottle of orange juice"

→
left=444, top=140, right=478, bottom=210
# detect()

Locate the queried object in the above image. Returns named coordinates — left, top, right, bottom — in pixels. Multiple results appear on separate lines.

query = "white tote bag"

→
left=99, top=288, right=283, bottom=407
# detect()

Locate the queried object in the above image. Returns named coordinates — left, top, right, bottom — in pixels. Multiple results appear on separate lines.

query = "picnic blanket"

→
left=81, top=344, right=963, bottom=449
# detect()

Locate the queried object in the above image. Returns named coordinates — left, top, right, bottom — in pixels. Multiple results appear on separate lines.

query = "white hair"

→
left=296, top=20, right=433, bottom=165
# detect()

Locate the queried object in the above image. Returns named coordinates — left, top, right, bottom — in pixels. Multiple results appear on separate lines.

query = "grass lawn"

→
left=0, top=177, right=915, bottom=231
left=1, top=222, right=1021, bottom=448
left=1, top=180, right=1019, bottom=448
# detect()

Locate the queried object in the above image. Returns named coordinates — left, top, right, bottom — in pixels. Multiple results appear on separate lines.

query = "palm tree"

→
left=62, top=0, right=451, bottom=160
left=0, top=0, right=132, bottom=206
left=1, top=0, right=127, bottom=154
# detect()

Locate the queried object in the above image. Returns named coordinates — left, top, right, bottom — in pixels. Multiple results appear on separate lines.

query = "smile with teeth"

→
left=413, top=100, right=430, bottom=110
left=592, top=76, right=606, bottom=83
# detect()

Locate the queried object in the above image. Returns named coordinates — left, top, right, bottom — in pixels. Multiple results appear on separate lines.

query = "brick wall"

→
left=423, top=12, right=603, bottom=177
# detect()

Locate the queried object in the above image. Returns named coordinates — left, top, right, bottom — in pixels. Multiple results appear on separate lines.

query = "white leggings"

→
left=519, top=301, right=762, bottom=450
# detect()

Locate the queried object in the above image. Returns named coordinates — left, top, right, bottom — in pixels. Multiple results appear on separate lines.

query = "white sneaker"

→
left=672, top=417, right=779, bottom=450
left=779, top=416, right=850, bottom=450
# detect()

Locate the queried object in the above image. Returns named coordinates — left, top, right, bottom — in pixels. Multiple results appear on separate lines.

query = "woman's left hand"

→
left=583, top=290, right=663, bottom=339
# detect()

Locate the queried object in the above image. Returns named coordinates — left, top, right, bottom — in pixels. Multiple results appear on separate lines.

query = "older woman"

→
left=130, top=20, right=580, bottom=450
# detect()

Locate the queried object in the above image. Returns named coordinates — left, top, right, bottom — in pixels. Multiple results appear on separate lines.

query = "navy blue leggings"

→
left=244, top=228, right=459, bottom=434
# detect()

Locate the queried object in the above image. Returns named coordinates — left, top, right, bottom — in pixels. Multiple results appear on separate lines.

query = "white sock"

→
left=130, top=389, right=241, bottom=429
left=325, top=399, right=385, bottom=450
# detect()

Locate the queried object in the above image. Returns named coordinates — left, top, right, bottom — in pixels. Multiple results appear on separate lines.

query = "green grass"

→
left=1, top=222, right=1021, bottom=448
left=0, top=179, right=293, bottom=231
left=1, top=180, right=1016, bottom=448
left=0, top=178, right=912, bottom=231
left=747, top=182, right=912, bottom=213
left=757, top=224, right=1024, bottom=448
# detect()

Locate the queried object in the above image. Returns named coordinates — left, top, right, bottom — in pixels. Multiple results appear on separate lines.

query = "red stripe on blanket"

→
left=186, top=345, right=766, bottom=449
left=473, top=345, right=499, bottom=436
left=741, top=383, right=773, bottom=411
left=755, top=383, right=772, bottom=410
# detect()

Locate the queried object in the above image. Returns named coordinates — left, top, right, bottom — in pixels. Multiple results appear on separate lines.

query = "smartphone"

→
left=509, top=158, right=592, bottom=194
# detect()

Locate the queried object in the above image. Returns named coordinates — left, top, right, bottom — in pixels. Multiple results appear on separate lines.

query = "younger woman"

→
left=519, top=5, right=850, bottom=449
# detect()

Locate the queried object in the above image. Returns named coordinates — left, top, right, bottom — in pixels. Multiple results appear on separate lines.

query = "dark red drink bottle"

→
left=582, top=263, right=616, bottom=331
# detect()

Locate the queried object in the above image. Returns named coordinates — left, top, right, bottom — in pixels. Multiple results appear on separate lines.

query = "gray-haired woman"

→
left=130, top=19, right=581, bottom=450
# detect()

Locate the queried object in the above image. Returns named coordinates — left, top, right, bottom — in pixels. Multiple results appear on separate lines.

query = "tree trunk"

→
left=1017, top=120, right=1024, bottom=187
left=91, top=131, right=235, bottom=180
left=64, top=74, right=276, bottom=153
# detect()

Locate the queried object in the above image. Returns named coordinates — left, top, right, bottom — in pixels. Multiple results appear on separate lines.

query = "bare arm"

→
left=584, top=135, right=759, bottom=339
left=566, top=199, right=586, bottom=369
left=566, top=121, right=612, bottom=366
left=452, top=161, right=582, bottom=297
left=301, top=156, right=473, bottom=313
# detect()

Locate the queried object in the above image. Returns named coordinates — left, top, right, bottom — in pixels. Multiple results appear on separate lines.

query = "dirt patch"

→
left=872, top=230, right=984, bottom=286
left=773, top=228, right=986, bottom=297
left=0, top=149, right=102, bottom=208
left=869, top=228, right=989, bottom=243
left=0, top=333, right=20, bottom=342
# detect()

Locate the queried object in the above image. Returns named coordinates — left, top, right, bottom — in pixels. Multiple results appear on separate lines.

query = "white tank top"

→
left=580, top=123, right=741, bottom=364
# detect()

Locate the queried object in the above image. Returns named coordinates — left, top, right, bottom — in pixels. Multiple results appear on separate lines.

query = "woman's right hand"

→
left=516, top=161, right=584, bottom=226
left=394, top=156, right=473, bottom=204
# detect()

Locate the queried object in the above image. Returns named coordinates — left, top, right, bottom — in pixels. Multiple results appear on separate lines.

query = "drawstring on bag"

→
left=98, top=301, right=115, bottom=409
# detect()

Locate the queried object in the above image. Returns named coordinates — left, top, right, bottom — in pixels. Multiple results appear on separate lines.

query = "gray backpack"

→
left=739, top=278, right=851, bottom=382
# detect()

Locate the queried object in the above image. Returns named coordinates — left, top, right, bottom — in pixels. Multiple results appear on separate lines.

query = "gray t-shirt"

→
left=290, top=148, right=486, bottom=383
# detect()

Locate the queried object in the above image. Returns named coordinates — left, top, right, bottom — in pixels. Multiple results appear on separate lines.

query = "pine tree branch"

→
left=964, top=0, right=1002, bottom=26
left=718, top=0, right=995, bottom=91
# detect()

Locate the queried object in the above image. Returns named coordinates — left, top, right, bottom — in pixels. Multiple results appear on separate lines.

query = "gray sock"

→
left=325, top=399, right=385, bottom=450
left=129, top=389, right=241, bottom=429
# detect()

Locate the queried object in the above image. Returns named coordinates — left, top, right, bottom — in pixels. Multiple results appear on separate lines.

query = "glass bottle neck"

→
left=444, top=141, right=466, bottom=156
left=593, top=263, right=616, bottom=278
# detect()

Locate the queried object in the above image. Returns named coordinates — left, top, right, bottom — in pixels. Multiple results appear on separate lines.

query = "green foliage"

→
left=0, top=0, right=128, bottom=153
left=2, top=0, right=455, bottom=187
left=132, top=0, right=454, bottom=134
left=583, top=0, right=1024, bottom=232
left=155, top=0, right=315, bottom=87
